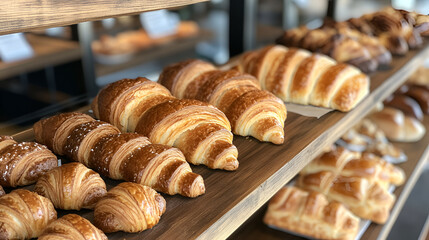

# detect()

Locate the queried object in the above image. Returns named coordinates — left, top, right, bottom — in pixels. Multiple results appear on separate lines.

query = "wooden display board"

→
left=0, top=0, right=207, bottom=35
left=9, top=42, right=429, bottom=239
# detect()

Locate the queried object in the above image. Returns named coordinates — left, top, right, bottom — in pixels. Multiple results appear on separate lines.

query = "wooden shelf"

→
left=8, top=42, right=429, bottom=240
left=0, top=0, right=208, bottom=35
left=0, top=34, right=81, bottom=80
left=95, top=30, right=213, bottom=77
left=229, top=116, right=429, bottom=240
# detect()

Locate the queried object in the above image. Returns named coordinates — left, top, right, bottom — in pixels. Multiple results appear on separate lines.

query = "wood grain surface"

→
left=0, top=34, right=81, bottom=80
left=0, top=0, right=207, bottom=35
left=229, top=116, right=429, bottom=240
left=8, top=42, right=429, bottom=240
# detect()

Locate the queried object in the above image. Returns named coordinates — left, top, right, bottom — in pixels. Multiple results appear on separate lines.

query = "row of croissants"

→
left=0, top=48, right=369, bottom=238
left=0, top=9, right=377, bottom=237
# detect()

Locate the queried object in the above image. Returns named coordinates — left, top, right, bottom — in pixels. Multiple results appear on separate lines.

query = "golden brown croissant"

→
left=94, top=182, right=166, bottom=233
left=34, top=162, right=107, bottom=210
left=297, top=146, right=405, bottom=224
left=92, top=77, right=239, bottom=170
left=39, top=214, right=107, bottom=240
left=236, top=45, right=369, bottom=112
left=0, top=135, right=58, bottom=187
left=0, top=189, right=57, bottom=239
left=158, top=59, right=287, bottom=144
left=264, top=186, right=360, bottom=240
left=34, top=113, right=205, bottom=198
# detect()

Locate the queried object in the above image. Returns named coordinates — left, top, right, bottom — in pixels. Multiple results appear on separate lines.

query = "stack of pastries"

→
left=297, top=146, right=405, bottom=224
left=265, top=145, right=406, bottom=239
left=91, top=77, right=239, bottom=171
left=234, top=45, right=370, bottom=112
left=158, top=59, right=287, bottom=144
left=276, top=7, right=429, bottom=72
left=264, top=186, right=360, bottom=240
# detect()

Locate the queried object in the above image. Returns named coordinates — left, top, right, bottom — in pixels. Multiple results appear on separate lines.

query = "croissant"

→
left=236, top=45, right=369, bottom=112
left=92, top=77, right=239, bottom=170
left=0, top=189, right=57, bottom=239
left=264, top=186, right=360, bottom=240
left=39, top=214, right=107, bottom=240
left=158, top=59, right=287, bottom=144
left=368, top=107, right=425, bottom=142
left=0, top=135, right=58, bottom=187
left=34, top=162, right=107, bottom=210
left=34, top=113, right=205, bottom=198
left=94, top=182, right=166, bottom=233
left=298, top=146, right=405, bottom=224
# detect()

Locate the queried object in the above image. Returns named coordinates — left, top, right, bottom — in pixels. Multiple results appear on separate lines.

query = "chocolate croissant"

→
left=0, top=189, right=57, bottom=239
left=91, top=77, right=239, bottom=170
left=34, top=113, right=205, bottom=198
left=159, top=59, right=287, bottom=144
left=236, top=45, right=369, bottom=112
left=0, top=135, right=58, bottom=187
left=39, top=214, right=107, bottom=240
left=94, top=182, right=166, bottom=233
left=34, top=162, right=107, bottom=210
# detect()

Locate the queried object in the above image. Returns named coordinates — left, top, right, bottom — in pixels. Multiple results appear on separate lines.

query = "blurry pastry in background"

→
left=92, top=21, right=200, bottom=57
left=368, top=107, right=426, bottom=142
left=408, top=67, right=429, bottom=86
left=176, top=21, right=199, bottom=38
left=338, top=119, right=407, bottom=163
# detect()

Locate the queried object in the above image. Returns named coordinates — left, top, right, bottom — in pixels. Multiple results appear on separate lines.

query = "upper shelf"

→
left=0, top=34, right=81, bottom=80
left=11, top=41, right=429, bottom=240
left=95, top=29, right=213, bottom=77
left=0, top=0, right=207, bottom=35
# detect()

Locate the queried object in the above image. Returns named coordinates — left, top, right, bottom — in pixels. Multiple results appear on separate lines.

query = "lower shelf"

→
left=229, top=117, right=429, bottom=240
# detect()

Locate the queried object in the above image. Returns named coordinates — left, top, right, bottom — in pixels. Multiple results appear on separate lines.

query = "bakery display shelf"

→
left=95, top=29, right=213, bottom=77
left=9, top=42, right=429, bottom=240
left=0, top=0, right=207, bottom=35
left=229, top=116, right=429, bottom=240
left=0, top=34, right=81, bottom=80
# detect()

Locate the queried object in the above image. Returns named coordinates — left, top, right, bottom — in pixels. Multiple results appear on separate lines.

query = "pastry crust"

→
left=34, top=113, right=205, bottom=198
left=236, top=45, right=369, bottom=112
left=297, top=146, right=405, bottom=224
left=34, top=162, right=107, bottom=210
left=39, top=214, right=107, bottom=240
left=264, top=186, right=360, bottom=240
left=0, top=136, right=58, bottom=187
left=0, top=189, right=57, bottom=239
left=92, top=77, right=238, bottom=171
left=94, top=182, right=166, bottom=233
left=159, top=59, right=287, bottom=144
